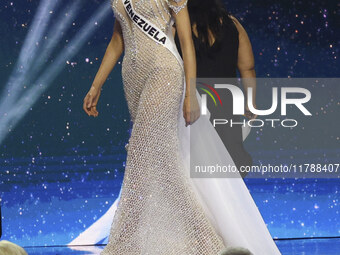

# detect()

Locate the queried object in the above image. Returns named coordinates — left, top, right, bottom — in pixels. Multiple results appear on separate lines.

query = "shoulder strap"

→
left=122, top=0, right=183, bottom=69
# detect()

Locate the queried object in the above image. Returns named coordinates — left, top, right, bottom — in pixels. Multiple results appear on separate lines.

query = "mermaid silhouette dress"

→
left=78, top=0, right=282, bottom=254
left=101, top=0, right=226, bottom=254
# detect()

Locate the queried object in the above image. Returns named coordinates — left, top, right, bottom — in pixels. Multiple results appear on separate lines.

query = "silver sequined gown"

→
left=101, top=0, right=226, bottom=254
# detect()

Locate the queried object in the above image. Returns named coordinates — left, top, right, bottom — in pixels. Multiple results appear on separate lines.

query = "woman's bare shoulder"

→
left=228, top=15, right=248, bottom=37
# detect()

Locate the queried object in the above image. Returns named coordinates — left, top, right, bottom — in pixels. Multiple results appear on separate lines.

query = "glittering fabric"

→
left=101, top=0, right=226, bottom=254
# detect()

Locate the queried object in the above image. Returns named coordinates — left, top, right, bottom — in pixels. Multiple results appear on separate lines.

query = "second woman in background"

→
left=174, top=0, right=257, bottom=177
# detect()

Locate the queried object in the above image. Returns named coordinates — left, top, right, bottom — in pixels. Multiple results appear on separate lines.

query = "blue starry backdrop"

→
left=0, top=0, right=339, bottom=247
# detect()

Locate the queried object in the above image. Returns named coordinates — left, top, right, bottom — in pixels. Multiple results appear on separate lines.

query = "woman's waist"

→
left=123, top=47, right=181, bottom=69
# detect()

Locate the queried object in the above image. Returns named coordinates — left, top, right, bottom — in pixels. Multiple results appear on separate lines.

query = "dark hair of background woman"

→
left=187, top=0, right=234, bottom=51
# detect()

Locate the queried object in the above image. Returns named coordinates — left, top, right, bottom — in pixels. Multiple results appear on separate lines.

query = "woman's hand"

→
left=244, top=103, right=257, bottom=120
left=183, top=93, right=200, bottom=126
left=82, top=20, right=124, bottom=118
left=83, top=85, right=101, bottom=117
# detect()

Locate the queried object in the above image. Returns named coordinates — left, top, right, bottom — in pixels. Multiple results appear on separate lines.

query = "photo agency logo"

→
left=197, top=79, right=312, bottom=128
left=192, top=78, right=338, bottom=179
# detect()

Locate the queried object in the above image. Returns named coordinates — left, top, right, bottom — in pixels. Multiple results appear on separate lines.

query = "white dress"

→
left=69, top=0, right=282, bottom=254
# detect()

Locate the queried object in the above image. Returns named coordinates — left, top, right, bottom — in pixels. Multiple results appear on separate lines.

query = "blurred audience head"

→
left=220, top=246, right=253, bottom=255
left=0, top=240, right=28, bottom=255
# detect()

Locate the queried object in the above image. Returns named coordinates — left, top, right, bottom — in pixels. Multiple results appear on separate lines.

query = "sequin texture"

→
left=101, top=0, right=226, bottom=254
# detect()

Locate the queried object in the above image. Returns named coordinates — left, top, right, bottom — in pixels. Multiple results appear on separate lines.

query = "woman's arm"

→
left=231, top=16, right=257, bottom=119
left=172, top=2, right=200, bottom=126
left=83, top=20, right=124, bottom=117
left=92, top=20, right=124, bottom=90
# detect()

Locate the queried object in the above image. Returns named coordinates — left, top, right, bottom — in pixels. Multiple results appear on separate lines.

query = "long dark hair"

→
left=187, top=0, right=232, bottom=51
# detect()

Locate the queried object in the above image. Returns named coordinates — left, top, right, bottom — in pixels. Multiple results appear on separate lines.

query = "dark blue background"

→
left=0, top=0, right=339, bottom=247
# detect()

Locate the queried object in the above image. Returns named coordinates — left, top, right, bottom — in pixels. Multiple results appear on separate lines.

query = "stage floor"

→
left=1, top=150, right=339, bottom=253
left=22, top=238, right=340, bottom=255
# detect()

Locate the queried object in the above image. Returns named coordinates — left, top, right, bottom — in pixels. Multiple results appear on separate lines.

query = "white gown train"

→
left=68, top=90, right=281, bottom=255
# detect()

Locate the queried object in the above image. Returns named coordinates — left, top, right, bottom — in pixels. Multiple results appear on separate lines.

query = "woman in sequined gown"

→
left=83, top=0, right=228, bottom=254
left=80, top=0, right=282, bottom=254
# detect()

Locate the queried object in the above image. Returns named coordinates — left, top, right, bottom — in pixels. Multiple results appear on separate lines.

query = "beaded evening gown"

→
left=101, top=0, right=226, bottom=254
left=70, top=0, right=282, bottom=254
